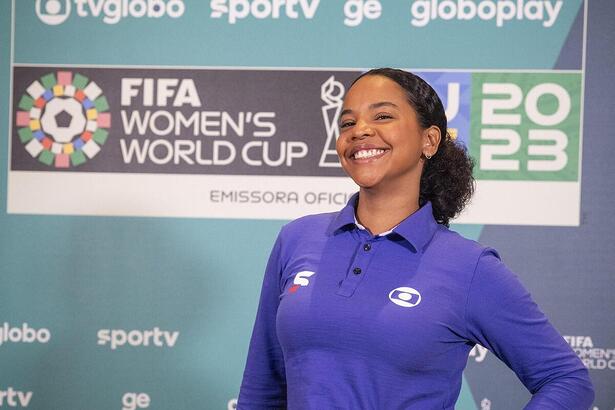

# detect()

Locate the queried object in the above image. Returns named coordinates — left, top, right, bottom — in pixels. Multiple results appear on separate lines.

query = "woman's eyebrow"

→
left=340, top=101, right=399, bottom=117
left=369, top=101, right=399, bottom=110
left=340, top=108, right=353, bottom=117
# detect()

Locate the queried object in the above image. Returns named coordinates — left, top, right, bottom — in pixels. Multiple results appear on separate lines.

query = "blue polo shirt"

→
left=238, top=196, right=594, bottom=409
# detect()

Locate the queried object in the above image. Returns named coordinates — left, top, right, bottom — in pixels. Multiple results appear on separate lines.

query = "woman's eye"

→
left=375, top=113, right=393, bottom=120
left=339, top=120, right=355, bottom=128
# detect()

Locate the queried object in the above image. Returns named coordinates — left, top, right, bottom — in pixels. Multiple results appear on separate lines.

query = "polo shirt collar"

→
left=328, top=193, right=358, bottom=234
left=328, top=193, right=439, bottom=252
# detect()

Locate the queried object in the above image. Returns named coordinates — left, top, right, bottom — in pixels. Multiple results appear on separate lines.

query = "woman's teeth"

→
left=353, top=149, right=385, bottom=159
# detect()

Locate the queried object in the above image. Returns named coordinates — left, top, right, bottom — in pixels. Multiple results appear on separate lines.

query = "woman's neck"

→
left=355, top=186, right=420, bottom=235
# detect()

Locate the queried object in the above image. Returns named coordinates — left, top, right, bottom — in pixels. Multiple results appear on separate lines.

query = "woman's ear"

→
left=422, top=126, right=441, bottom=159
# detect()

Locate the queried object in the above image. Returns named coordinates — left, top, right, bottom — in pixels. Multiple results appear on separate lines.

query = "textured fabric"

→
left=238, top=195, right=594, bottom=409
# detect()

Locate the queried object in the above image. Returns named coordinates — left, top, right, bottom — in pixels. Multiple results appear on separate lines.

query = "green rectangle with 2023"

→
left=470, top=72, right=581, bottom=181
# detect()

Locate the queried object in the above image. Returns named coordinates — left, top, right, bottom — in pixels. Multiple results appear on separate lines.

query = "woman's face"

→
left=336, top=75, right=437, bottom=192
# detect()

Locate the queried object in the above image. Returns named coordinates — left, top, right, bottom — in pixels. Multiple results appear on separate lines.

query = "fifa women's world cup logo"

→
left=319, top=75, right=345, bottom=168
left=15, top=71, right=111, bottom=168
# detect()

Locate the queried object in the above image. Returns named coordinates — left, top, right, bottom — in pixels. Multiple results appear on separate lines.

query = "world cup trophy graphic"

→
left=319, top=76, right=345, bottom=167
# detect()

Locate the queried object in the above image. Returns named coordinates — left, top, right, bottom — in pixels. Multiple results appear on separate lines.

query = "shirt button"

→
left=353, top=267, right=362, bottom=275
left=363, top=243, right=371, bottom=251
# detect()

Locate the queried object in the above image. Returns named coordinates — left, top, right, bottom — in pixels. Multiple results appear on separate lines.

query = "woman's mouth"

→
left=352, top=148, right=388, bottom=160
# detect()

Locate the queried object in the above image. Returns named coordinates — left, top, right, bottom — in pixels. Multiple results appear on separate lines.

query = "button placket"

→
left=336, top=239, right=377, bottom=297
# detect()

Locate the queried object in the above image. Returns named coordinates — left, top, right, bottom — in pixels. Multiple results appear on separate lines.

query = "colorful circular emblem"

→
left=15, top=71, right=110, bottom=168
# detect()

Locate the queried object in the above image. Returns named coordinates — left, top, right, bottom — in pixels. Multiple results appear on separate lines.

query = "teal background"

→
left=4, top=1, right=612, bottom=409
left=13, top=1, right=583, bottom=68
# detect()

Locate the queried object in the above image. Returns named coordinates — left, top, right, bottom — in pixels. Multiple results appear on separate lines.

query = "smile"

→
left=352, top=149, right=387, bottom=160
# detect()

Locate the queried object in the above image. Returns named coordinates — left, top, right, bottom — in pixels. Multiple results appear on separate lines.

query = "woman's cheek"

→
left=335, top=136, right=345, bottom=162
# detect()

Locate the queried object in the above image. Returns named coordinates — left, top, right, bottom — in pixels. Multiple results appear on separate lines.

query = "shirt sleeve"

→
left=465, top=249, right=594, bottom=409
left=237, top=232, right=287, bottom=410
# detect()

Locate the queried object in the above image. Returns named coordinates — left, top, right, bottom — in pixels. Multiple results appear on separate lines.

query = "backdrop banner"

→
left=1, top=1, right=613, bottom=409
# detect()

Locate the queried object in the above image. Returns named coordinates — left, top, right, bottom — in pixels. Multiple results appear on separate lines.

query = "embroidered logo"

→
left=388, top=287, right=422, bottom=307
left=289, top=271, right=315, bottom=293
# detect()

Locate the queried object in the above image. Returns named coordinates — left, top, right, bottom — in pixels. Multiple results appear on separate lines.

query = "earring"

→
left=425, top=153, right=432, bottom=160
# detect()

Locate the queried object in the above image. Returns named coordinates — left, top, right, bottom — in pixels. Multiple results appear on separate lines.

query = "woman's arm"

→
left=465, top=249, right=594, bottom=409
left=237, top=234, right=287, bottom=409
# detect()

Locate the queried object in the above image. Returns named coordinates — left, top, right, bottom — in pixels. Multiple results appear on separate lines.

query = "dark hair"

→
left=352, top=68, right=474, bottom=226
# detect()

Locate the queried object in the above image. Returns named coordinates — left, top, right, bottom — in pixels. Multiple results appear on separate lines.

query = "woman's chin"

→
left=353, top=177, right=384, bottom=190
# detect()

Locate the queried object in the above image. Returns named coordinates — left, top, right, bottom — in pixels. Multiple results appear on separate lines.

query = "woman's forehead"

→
left=343, top=75, right=409, bottom=108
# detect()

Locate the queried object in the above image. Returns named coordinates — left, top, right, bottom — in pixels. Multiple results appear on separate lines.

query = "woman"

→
left=237, top=68, right=594, bottom=409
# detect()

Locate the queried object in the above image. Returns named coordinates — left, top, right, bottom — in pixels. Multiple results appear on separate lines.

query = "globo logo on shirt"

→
left=388, top=287, right=422, bottom=307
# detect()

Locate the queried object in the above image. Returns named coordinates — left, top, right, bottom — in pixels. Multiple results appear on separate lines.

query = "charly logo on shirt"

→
left=289, top=271, right=315, bottom=293
left=388, top=287, right=422, bottom=307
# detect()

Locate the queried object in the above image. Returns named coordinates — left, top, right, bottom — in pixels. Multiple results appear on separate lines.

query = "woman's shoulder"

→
left=429, top=225, right=501, bottom=271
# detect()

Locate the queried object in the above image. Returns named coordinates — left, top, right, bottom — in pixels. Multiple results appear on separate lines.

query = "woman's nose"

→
left=352, top=120, right=374, bottom=140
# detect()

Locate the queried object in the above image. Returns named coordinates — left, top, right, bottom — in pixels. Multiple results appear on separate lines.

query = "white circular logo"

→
left=388, top=286, right=422, bottom=308
left=35, top=0, right=71, bottom=25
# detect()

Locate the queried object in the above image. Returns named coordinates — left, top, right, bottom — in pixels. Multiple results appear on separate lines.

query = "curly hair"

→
left=351, top=68, right=475, bottom=226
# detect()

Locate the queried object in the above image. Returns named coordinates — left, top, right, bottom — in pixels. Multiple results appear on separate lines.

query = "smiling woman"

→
left=337, top=69, right=474, bottom=231
left=237, top=68, right=594, bottom=410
